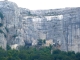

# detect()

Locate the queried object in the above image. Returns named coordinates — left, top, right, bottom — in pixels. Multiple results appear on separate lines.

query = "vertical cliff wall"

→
left=0, top=1, right=24, bottom=49
left=0, top=1, right=80, bottom=52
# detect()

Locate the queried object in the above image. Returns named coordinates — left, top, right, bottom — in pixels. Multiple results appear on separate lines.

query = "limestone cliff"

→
left=0, top=1, right=24, bottom=49
left=0, top=1, right=80, bottom=52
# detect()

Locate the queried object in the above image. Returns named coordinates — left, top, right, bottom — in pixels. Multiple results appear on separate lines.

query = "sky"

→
left=4, top=0, right=80, bottom=10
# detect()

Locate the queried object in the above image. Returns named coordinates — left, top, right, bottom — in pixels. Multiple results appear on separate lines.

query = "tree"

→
left=0, top=12, right=4, bottom=19
left=37, top=39, right=43, bottom=46
left=0, top=23, right=3, bottom=27
left=7, top=44, right=11, bottom=50
left=37, top=39, right=46, bottom=46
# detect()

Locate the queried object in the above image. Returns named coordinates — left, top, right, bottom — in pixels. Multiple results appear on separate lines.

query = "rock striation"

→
left=0, top=1, right=80, bottom=52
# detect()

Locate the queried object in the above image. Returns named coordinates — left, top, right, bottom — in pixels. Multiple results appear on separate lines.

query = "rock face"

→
left=0, top=1, right=23, bottom=49
left=0, top=1, right=80, bottom=52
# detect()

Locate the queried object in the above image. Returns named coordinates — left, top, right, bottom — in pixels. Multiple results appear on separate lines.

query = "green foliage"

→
left=37, top=39, right=46, bottom=46
left=0, top=29, right=4, bottom=33
left=0, top=46, right=79, bottom=60
left=0, top=12, right=4, bottom=19
left=53, top=49, right=61, bottom=54
left=7, top=45, right=11, bottom=50
left=37, top=39, right=43, bottom=45
left=28, top=11, right=32, bottom=16
left=5, top=27, right=9, bottom=32
left=12, top=34, right=18, bottom=38
left=0, top=23, right=3, bottom=27
left=0, top=29, right=6, bottom=37
left=43, top=39, right=46, bottom=44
